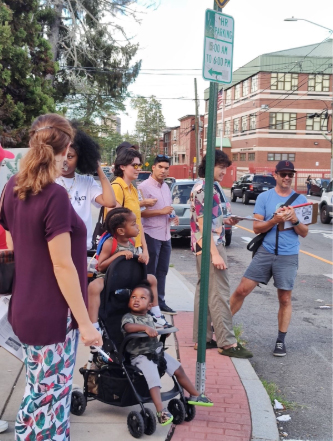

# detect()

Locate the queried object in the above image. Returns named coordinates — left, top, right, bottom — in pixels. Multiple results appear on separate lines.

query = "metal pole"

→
left=195, top=0, right=221, bottom=393
left=331, top=100, right=333, bottom=179
left=220, top=88, right=224, bottom=151
left=194, top=78, right=200, bottom=178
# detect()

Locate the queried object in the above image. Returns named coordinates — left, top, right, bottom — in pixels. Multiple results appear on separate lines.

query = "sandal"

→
left=194, top=340, right=217, bottom=350
left=156, top=408, right=173, bottom=426
left=188, top=393, right=214, bottom=407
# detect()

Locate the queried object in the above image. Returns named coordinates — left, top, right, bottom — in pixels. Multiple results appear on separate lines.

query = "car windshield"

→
left=137, top=172, right=150, bottom=181
left=254, top=176, right=276, bottom=184
left=172, top=184, right=194, bottom=204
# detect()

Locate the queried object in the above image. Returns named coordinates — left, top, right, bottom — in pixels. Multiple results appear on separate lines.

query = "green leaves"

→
left=35, top=411, right=46, bottom=430
left=43, top=350, right=53, bottom=366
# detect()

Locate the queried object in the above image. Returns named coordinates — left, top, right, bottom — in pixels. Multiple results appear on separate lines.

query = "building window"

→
left=308, top=74, right=330, bottom=92
left=205, top=100, right=209, bottom=112
left=226, top=89, right=231, bottom=105
left=235, top=84, right=241, bottom=100
left=269, top=113, right=297, bottom=130
left=173, top=130, right=177, bottom=140
left=216, top=123, right=223, bottom=137
left=164, top=147, right=168, bottom=155
left=225, top=120, right=230, bottom=136
left=204, top=127, right=207, bottom=140
left=243, top=79, right=249, bottom=96
left=268, top=153, right=295, bottom=161
left=232, top=153, right=238, bottom=161
left=233, top=118, right=240, bottom=134
left=306, top=113, right=328, bottom=131
left=241, top=116, right=247, bottom=132
left=248, top=153, right=255, bottom=161
left=240, top=153, right=246, bottom=161
left=250, top=114, right=256, bottom=130
left=251, top=74, right=258, bottom=93
left=271, top=73, right=298, bottom=90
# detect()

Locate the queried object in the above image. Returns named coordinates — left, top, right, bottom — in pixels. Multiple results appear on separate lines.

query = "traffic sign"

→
left=202, top=9, right=234, bottom=84
left=145, top=162, right=149, bottom=167
left=215, top=0, right=231, bottom=7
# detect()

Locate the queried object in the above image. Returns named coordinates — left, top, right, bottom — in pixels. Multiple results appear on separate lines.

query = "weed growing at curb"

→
left=233, top=324, right=247, bottom=346
left=261, top=380, right=298, bottom=410
left=169, top=263, right=174, bottom=267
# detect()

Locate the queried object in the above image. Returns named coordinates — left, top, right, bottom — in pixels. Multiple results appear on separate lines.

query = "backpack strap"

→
left=110, top=237, right=118, bottom=255
left=274, top=192, right=300, bottom=255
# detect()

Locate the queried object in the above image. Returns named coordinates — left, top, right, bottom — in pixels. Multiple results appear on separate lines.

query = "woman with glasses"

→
left=56, top=122, right=116, bottom=250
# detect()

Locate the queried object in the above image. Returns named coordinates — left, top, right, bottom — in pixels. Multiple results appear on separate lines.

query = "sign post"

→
left=195, top=2, right=234, bottom=393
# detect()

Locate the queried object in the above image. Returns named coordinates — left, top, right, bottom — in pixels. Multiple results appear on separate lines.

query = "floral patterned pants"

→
left=15, top=316, right=78, bottom=441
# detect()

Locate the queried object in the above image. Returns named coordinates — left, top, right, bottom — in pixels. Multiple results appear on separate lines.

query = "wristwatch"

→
left=291, top=219, right=300, bottom=226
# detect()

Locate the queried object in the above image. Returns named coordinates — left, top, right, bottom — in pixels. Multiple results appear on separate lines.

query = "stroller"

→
left=71, top=255, right=196, bottom=438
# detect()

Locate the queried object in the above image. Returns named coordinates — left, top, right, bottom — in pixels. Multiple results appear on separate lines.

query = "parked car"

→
left=135, top=171, right=151, bottom=186
left=231, top=174, right=276, bottom=204
left=169, top=179, right=233, bottom=246
left=309, top=178, right=330, bottom=196
left=319, top=179, right=333, bottom=224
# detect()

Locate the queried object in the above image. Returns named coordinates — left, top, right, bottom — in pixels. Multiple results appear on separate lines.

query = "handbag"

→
left=0, top=185, right=15, bottom=294
left=246, top=192, right=300, bottom=257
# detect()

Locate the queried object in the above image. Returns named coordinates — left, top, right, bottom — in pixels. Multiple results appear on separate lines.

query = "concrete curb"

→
left=168, top=266, right=279, bottom=441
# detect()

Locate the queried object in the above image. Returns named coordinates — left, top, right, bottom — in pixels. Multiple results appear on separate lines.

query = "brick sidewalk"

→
left=171, top=312, right=251, bottom=441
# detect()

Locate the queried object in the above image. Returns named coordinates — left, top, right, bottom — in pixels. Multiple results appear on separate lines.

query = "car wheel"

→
left=225, top=230, right=232, bottom=246
left=231, top=190, right=237, bottom=202
left=320, top=204, right=331, bottom=224
left=242, top=192, right=249, bottom=205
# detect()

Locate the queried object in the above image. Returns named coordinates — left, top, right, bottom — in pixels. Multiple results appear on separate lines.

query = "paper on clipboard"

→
left=280, top=202, right=318, bottom=230
left=228, top=215, right=264, bottom=222
left=0, top=296, right=24, bottom=362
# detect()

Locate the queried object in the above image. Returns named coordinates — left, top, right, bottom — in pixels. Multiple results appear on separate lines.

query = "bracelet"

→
left=291, top=220, right=300, bottom=226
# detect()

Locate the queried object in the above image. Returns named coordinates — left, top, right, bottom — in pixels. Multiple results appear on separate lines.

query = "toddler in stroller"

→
left=122, top=279, right=213, bottom=426
left=88, top=207, right=170, bottom=330
left=72, top=253, right=212, bottom=438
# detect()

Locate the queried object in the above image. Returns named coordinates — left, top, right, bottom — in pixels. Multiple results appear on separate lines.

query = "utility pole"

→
left=194, top=78, right=200, bottom=178
left=331, top=99, right=333, bottom=178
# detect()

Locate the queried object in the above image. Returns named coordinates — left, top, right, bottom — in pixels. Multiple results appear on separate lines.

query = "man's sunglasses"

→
left=156, top=154, right=170, bottom=160
left=277, top=172, right=295, bottom=178
left=130, top=163, right=143, bottom=170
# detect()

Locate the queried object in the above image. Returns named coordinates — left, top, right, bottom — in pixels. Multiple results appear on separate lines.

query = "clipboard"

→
left=279, top=202, right=318, bottom=230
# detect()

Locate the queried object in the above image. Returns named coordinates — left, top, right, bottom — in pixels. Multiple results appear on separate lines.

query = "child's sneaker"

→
left=150, top=312, right=172, bottom=329
left=156, top=408, right=173, bottom=426
left=188, top=393, right=214, bottom=407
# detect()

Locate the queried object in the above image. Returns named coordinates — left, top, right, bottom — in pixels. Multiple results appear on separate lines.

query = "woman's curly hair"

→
left=70, top=121, right=101, bottom=175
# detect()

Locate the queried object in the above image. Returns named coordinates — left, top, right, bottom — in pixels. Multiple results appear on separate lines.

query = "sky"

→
left=118, top=0, right=333, bottom=135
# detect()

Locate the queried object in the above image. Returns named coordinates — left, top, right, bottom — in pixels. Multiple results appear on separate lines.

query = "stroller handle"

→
left=158, top=327, right=178, bottom=335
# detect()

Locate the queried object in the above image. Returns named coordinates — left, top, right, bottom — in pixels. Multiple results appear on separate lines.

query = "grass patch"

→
left=169, top=263, right=174, bottom=267
left=261, top=380, right=298, bottom=410
left=233, top=324, right=247, bottom=346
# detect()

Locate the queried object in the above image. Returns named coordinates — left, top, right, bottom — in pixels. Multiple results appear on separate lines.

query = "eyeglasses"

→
left=157, top=154, right=170, bottom=160
left=277, top=172, right=295, bottom=178
left=130, top=163, right=143, bottom=170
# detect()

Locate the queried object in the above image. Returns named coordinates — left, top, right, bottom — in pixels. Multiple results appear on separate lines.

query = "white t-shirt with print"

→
left=56, top=173, right=102, bottom=249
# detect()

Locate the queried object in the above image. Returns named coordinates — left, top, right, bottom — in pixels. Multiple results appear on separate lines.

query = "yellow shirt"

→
left=111, top=177, right=142, bottom=247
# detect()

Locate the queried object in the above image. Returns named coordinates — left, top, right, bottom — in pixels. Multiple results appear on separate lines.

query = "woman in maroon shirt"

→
left=0, top=114, right=102, bottom=440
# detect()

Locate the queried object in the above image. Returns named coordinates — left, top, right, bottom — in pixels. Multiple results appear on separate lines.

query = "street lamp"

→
left=284, top=17, right=333, bottom=178
left=284, top=17, right=333, bottom=33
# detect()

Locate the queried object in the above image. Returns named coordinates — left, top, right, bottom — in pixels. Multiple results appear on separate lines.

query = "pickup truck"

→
left=231, top=174, right=276, bottom=204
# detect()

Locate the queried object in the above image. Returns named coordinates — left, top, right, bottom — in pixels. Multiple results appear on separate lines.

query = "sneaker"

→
left=273, top=340, right=286, bottom=357
left=156, top=408, right=173, bottom=426
left=188, top=393, right=214, bottom=407
left=150, top=312, right=172, bottom=329
left=194, top=340, right=217, bottom=350
left=160, top=304, right=177, bottom=315
left=0, top=420, right=8, bottom=433
left=218, top=343, right=253, bottom=359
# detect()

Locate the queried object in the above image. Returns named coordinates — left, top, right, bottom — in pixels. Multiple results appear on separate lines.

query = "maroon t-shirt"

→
left=0, top=176, right=87, bottom=345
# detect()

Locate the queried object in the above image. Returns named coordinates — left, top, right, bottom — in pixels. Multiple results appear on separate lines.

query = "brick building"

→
left=161, top=115, right=204, bottom=166
left=203, top=40, right=332, bottom=182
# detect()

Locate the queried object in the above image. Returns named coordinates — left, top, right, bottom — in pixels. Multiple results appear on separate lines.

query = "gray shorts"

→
left=131, top=348, right=181, bottom=389
left=244, top=246, right=299, bottom=291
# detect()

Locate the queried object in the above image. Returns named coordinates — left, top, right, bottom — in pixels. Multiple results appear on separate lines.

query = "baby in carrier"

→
left=88, top=208, right=170, bottom=332
left=122, top=280, right=214, bottom=426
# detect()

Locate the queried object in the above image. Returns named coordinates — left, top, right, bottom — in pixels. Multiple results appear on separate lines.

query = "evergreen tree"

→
left=0, top=0, right=56, bottom=147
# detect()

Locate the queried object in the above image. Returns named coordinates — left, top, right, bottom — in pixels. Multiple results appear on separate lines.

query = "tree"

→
left=40, top=0, right=149, bottom=124
left=131, top=96, right=165, bottom=164
left=0, top=0, right=56, bottom=147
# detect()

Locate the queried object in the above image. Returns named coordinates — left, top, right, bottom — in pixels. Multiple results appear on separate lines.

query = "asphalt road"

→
left=169, top=192, right=333, bottom=441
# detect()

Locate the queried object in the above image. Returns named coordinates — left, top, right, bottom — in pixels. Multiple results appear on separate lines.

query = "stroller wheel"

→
left=184, top=401, right=196, bottom=422
left=141, top=407, right=156, bottom=436
left=167, top=398, right=186, bottom=425
left=127, top=410, right=145, bottom=438
left=70, top=390, right=87, bottom=416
